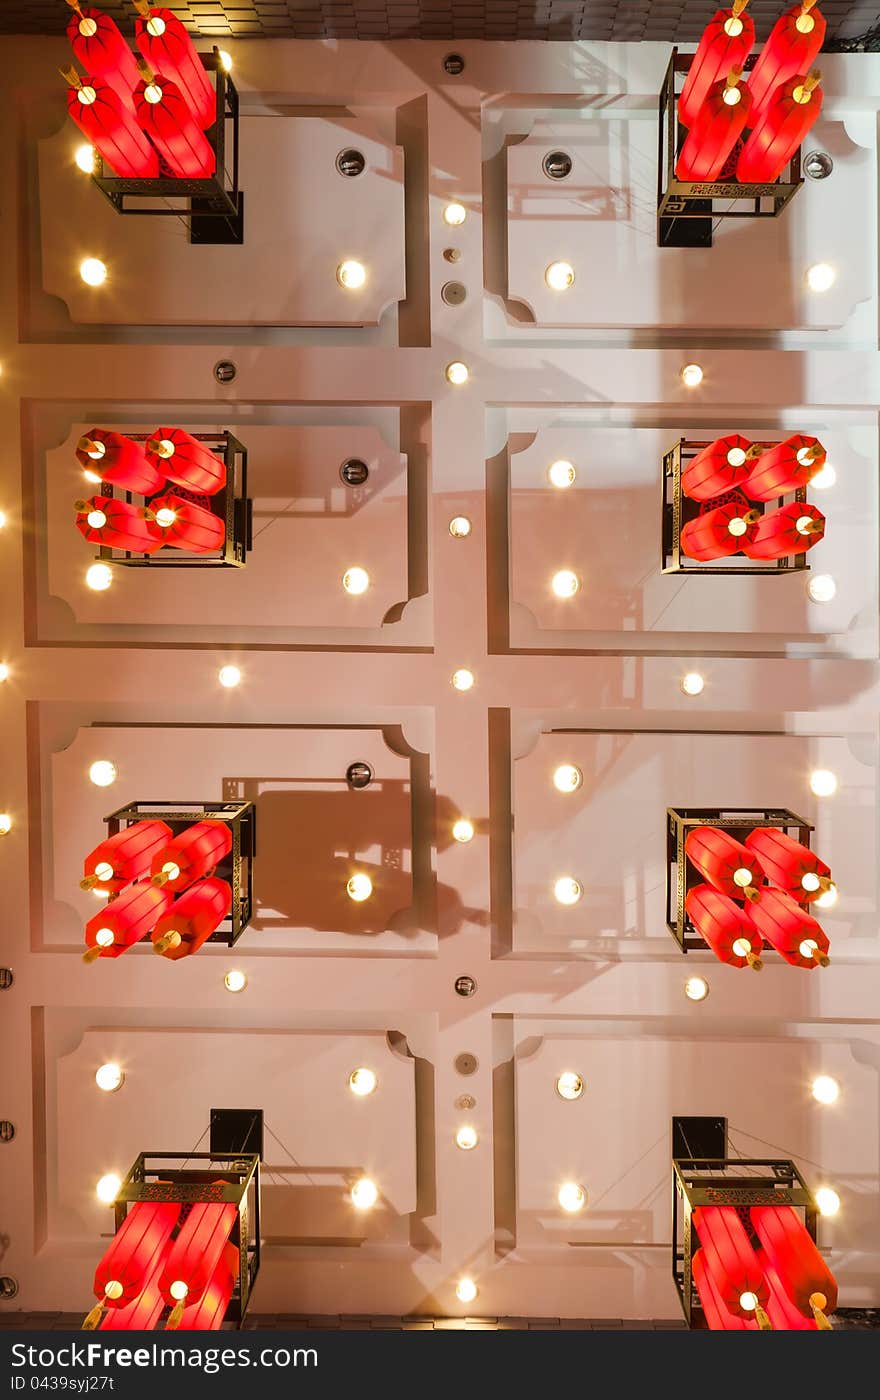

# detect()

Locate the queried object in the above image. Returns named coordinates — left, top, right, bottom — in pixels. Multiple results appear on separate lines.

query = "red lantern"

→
left=160, top=1199, right=238, bottom=1329
left=146, top=429, right=226, bottom=496
left=675, top=68, right=753, bottom=183
left=152, top=877, right=232, bottom=959
left=685, top=826, right=761, bottom=900
left=133, top=66, right=216, bottom=180
left=737, top=71, right=823, bottom=185
left=681, top=435, right=761, bottom=502
left=751, top=1206, right=837, bottom=1324
left=686, top=884, right=764, bottom=969
left=65, top=2, right=142, bottom=114
left=744, top=827, right=832, bottom=904
left=741, top=502, right=825, bottom=560
left=146, top=493, right=225, bottom=554
left=743, top=433, right=826, bottom=501
left=150, top=821, right=233, bottom=893
left=74, top=496, right=164, bottom=555
left=746, top=2, right=826, bottom=123
left=83, top=881, right=173, bottom=963
left=134, top=3, right=217, bottom=130
left=680, top=501, right=760, bottom=561
left=747, top=887, right=830, bottom=968
left=175, top=1242, right=238, bottom=1330
left=693, top=1206, right=770, bottom=1320
left=762, top=1257, right=819, bottom=1330
left=62, top=67, right=159, bottom=180
left=81, top=819, right=173, bottom=893
left=677, top=1, right=755, bottom=129
left=693, top=1249, right=754, bottom=1330
left=82, top=1201, right=180, bottom=1328
left=99, top=1247, right=169, bottom=1331
left=76, top=429, right=166, bottom=497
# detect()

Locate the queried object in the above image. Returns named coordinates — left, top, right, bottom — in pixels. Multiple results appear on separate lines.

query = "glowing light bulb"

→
left=456, top=1125, right=478, bottom=1150
left=553, top=765, right=582, bottom=794
left=337, top=259, right=366, bottom=290
left=456, top=1278, right=478, bottom=1304
left=224, top=969, right=247, bottom=993
left=93, top=862, right=114, bottom=882
left=812, top=1075, right=839, bottom=1105
left=155, top=507, right=176, bottom=528
left=342, top=567, right=370, bottom=595
left=810, top=769, right=838, bottom=798
left=443, top=202, right=467, bottom=226
left=452, top=668, right=475, bottom=691
left=723, top=15, right=743, bottom=36
left=795, top=11, right=815, bottom=33
left=732, top=938, right=751, bottom=958
left=161, top=862, right=181, bottom=882
left=733, top=867, right=754, bottom=889
left=681, top=363, right=704, bottom=388
left=218, top=665, right=241, bottom=688
left=146, top=15, right=167, bottom=37
left=95, top=928, right=114, bottom=948
left=86, top=510, right=107, bottom=530
left=811, top=462, right=835, bottom=489
left=728, top=516, right=749, bottom=538
left=799, top=938, right=822, bottom=961
left=558, top=1182, right=586, bottom=1213
left=169, top=1281, right=188, bottom=1302
left=727, top=447, right=747, bottom=467
left=347, top=873, right=373, bottom=902
left=89, top=760, right=117, bottom=788
left=452, top=818, right=475, bottom=843
left=551, top=569, right=579, bottom=598
left=723, top=84, right=742, bottom=105
left=0, top=511, right=6, bottom=528
left=739, top=1291, right=757, bottom=1312
left=806, top=263, right=835, bottom=293
left=154, top=439, right=175, bottom=459
left=548, top=459, right=576, bottom=489
left=555, top=1071, right=584, bottom=1101
left=685, top=975, right=709, bottom=1002
left=74, top=145, right=96, bottom=174
left=449, top=515, right=471, bottom=538
left=218, top=50, right=233, bottom=72
left=808, top=574, right=836, bottom=603
left=815, top=882, right=838, bottom=909
left=350, top=1177, right=378, bottom=1210
left=0, top=664, right=8, bottom=683
left=83, top=469, right=103, bottom=484
left=80, top=258, right=107, bottom=287
left=0, top=814, right=12, bottom=835
left=802, top=872, right=821, bottom=893
left=348, top=1067, right=377, bottom=1097
left=815, top=1187, right=840, bottom=1217
left=144, top=84, right=163, bottom=105
left=77, top=86, right=97, bottom=107
left=96, top=1173, right=121, bottom=1204
left=681, top=672, right=704, bottom=697
left=445, top=361, right=469, bottom=385
left=95, top=1063, right=124, bottom=1093
left=553, top=876, right=582, bottom=906
left=545, top=261, right=575, bottom=291
left=79, top=17, right=98, bottom=37
left=796, top=515, right=816, bottom=535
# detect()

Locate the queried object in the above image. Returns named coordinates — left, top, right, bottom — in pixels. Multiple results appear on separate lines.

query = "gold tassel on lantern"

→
left=165, top=1297, right=187, bottom=1330
left=153, top=930, right=182, bottom=956
left=810, top=1291, right=833, bottom=1329
left=755, top=1303, right=774, bottom=1331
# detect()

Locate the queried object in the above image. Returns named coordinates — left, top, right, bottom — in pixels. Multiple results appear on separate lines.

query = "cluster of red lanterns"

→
left=693, top=1204, right=836, bottom=1330
left=685, top=824, right=833, bottom=968
left=676, top=2, right=825, bottom=185
left=83, top=1197, right=239, bottom=1331
left=62, top=2, right=217, bottom=180
left=680, top=431, right=827, bottom=562
left=74, top=426, right=227, bottom=556
left=81, top=817, right=233, bottom=961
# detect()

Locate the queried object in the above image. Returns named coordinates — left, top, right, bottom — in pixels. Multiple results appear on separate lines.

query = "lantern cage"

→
left=662, top=438, right=810, bottom=575
left=658, top=48, right=804, bottom=249
left=102, top=799, right=256, bottom=946
left=90, top=48, right=243, bottom=245
left=95, top=430, right=251, bottom=569
left=666, top=805, right=814, bottom=953
left=113, top=1151, right=260, bottom=1328
left=672, top=1132, right=818, bottom=1329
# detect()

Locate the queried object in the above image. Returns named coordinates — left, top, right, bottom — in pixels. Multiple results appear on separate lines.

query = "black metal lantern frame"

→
left=673, top=1147, right=818, bottom=1329
left=661, top=437, right=810, bottom=575
left=91, top=49, right=243, bottom=245
left=102, top=799, right=256, bottom=947
left=658, top=48, right=804, bottom=248
left=113, top=1151, right=260, bottom=1327
left=95, top=430, right=251, bottom=569
left=666, top=805, right=814, bottom=953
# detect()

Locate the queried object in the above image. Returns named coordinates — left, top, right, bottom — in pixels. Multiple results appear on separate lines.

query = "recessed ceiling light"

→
left=224, top=969, right=247, bottom=992
left=548, top=460, right=576, bottom=489
left=348, top=1067, right=378, bottom=1097
left=445, top=361, right=469, bottom=385
left=815, top=1186, right=840, bottom=1217
left=88, top=760, right=117, bottom=788
left=555, top=1071, right=584, bottom=1101
left=557, top=1182, right=586, bottom=1212
left=0, top=510, right=6, bottom=528
left=681, top=672, right=704, bottom=696
left=545, top=261, right=575, bottom=291
left=448, top=515, right=472, bottom=538
left=452, top=818, right=475, bottom=843
left=455, top=1125, right=478, bottom=1150
left=95, top=1173, right=121, bottom=1204
left=80, top=258, right=107, bottom=287
left=443, top=202, right=467, bottom=226
left=350, top=1177, right=378, bottom=1209
left=809, top=769, right=838, bottom=797
left=553, top=876, right=582, bottom=906
left=810, top=461, right=835, bottom=489
left=218, top=50, right=233, bottom=72
left=553, top=765, right=582, bottom=794
left=811, top=1075, right=839, bottom=1105
left=218, top=664, right=241, bottom=688
left=74, top=144, right=96, bottom=173
left=680, top=363, right=704, bottom=388
left=551, top=569, right=579, bottom=598
left=95, top=1063, right=124, bottom=1093
left=337, top=259, right=366, bottom=289
left=0, top=814, right=12, bottom=836
left=814, top=882, right=838, bottom=909
left=451, top=668, right=475, bottom=691
left=0, top=664, right=9, bottom=683
left=342, top=567, right=370, bottom=595
left=455, top=1278, right=478, bottom=1303
left=684, top=975, right=709, bottom=1002
left=808, top=574, right=836, bottom=603
left=806, top=263, right=836, bottom=292
left=346, top=873, right=373, bottom=902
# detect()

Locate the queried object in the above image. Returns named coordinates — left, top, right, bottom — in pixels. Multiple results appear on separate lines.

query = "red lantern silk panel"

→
left=66, top=5, right=142, bottom=113
left=742, top=502, right=825, bottom=560
left=83, top=881, right=173, bottom=962
left=762, top=1258, right=818, bottom=1330
left=83, top=1201, right=180, bottom=1327
left=693, top=1206, right=768, bottom=1317
left=681, top=435, right=757, bottom=501
left=680, top=501, right=759, bottom=561
left=134, top=5, right=217, bottom=130
left=175, top=1242, right=238, bottom=1330
left=148, top=493, right=226, bottom=554
left=737, top=72, right=823, bottom=185
left=744, top=827, right=831, bottom=903
left=675, top=71, right=753, bottom=183
left=151, top=821, right=233, bottom=893
left=99, top=1248, right=169, bottom=1331
left=152, top=877, right=232, bottom=959
left=677, top=2, right=755, bottom=128
left=685, top=826, right=760, bottom=900
left=747, top=888, right=830, bottom=967
left=134, top=75, right=216, bottom=179
left=743, top=433, right=826, bottom=501
left=76, top=429, right=166, bottom=497
left=746, top=2, right=826, bottom=122
left=751, top=1206, right=838, bottom=1318
left=81, top=819, right=173, bottom=892
left=160, top=1200, right=238, bottom=1327
left=693, top=1249, right=754, bottom=1330
left=146, top=428, right=226, bottom=496
left=75, top=496, right=164, bottom=555
left=686, top=884, right=763, bottom=969
left=65, top=73, right=159, bottom=180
